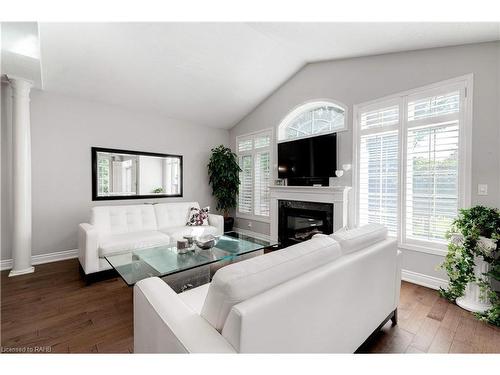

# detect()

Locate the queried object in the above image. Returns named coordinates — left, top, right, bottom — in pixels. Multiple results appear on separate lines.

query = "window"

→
left=354, top=76, right=471, bottom=253
left=236, top=130, right=272, bottom=220
left=278, top=101, right=346, bottom=141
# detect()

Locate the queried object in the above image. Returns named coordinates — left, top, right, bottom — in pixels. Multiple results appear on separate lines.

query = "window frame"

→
left=277, top=99, right=348, bottom=143
left=353, top=75, right=473, bottom=256
left=236, top=128, right=274, bottom=223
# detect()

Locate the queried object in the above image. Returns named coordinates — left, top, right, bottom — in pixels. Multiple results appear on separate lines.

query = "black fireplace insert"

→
left=278, top=200, right=334, bottom=247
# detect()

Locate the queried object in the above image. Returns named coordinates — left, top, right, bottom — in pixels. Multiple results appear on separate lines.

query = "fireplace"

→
left=278, top=200, right=333, bottom=247
left=270, top=186, right=350, bottom=243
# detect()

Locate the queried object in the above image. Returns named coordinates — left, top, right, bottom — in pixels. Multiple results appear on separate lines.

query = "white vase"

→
left=456, top=255, right=492, bottom=313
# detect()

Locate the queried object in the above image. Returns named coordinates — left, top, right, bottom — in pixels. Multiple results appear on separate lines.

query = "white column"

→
left=456, top=256, right=492, bottom=313
left=9, top=77, right=34, bottom=276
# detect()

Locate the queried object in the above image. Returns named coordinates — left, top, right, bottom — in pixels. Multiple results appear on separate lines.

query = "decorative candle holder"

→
left=183, top=235, right=194, bottom=246
left=177, top=239, right=190, bottom=254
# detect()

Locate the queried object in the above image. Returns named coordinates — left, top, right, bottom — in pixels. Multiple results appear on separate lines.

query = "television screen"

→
left=278, top=133, right=337, bottom=179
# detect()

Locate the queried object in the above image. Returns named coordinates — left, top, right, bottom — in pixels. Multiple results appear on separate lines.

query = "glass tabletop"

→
left=105, top=231, right=279, bottom=286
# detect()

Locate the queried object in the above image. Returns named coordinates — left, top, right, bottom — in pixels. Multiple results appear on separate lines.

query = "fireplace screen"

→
left=278, top=200, right=333, bottom=247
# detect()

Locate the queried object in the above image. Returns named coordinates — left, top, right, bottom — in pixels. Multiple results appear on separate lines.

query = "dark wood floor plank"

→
left=427, top=297, right=449, bottom=322
left=399, top=301, right=432, bottom=334
left=410, top=316, right=441, bottom=352
left=406, top=345, right=426, bottom=353
left=378, top=325, right=415, bottom=353
left=450, top=340, right=475, bottom=353
left=440, top=303, right=462, bottom=332
left=428, top=326, right=454, bottom=353
left=2, top=259, right=500, bottom=353
left=453, top=314, right=478, bottom=345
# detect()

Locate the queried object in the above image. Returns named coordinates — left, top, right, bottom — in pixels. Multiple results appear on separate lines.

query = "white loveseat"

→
left=134, top=224, right=402, bottom=353
left=78, top=202, right=223, bottom=276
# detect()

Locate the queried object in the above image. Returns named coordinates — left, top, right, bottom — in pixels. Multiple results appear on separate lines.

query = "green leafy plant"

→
left=440, top=206, right=500, bottom=326
left=152, top=187, right=164, bottom=193
left=207, top=145, right=241, bottom=217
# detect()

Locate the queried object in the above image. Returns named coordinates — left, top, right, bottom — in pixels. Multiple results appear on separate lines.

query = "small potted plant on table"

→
left=208, top=145, right=241, bottom=232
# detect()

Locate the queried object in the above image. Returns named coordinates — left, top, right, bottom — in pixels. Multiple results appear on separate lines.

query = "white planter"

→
left=456, top=255, right=492, bottom=313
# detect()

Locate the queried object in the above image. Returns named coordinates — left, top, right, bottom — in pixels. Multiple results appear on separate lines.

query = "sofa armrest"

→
left=78, top=223, right=99, bottom=275
left=208, top=214, right=224, bottom=235
left=134, top=277, right=236, bottom=353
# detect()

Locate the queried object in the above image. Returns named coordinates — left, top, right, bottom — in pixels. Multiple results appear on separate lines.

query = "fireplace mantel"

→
left=269, top=185, right=352, bottom=242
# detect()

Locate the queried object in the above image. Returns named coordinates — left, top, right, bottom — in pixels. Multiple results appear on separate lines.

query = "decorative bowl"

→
left=195, top=235, right=219, bottom=250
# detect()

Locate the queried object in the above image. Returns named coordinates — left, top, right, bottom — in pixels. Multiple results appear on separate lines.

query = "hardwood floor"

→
left=1, top=258, right=499, bottom=353
left=359, top=281, right=500, bottom=353
left=1, top=259, right=133, bottom=353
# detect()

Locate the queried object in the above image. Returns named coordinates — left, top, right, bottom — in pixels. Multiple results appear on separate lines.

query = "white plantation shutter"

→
left=254, top=135, right=270, bottom=149
left=238, top=154, right=253, bottom=214
left=405, top=89, right=461, bottom=243
left=358, top=104, right=399, bottom=235
left=408, top=91, right=460, bottom=121
left=238, top=139, right=253, bottom=152
left=254, top=151, right=270, bottom=216
left=360, top=105, right=399, bottom=130
left=236, top=130, right=272, bottom=218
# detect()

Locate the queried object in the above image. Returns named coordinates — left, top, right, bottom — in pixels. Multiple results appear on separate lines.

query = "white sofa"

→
left=134, top=224, right=402, bottom=353
left=78, top=202, right=224, bottom=276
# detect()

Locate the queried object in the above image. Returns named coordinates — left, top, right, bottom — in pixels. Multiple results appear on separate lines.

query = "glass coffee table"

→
left=105, top=231, right=279, bottom=288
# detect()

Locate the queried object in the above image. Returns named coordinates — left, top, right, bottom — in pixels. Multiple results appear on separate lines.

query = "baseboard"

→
left=0, top=249, right=78, bottom=271
left=402, top=269, right=448, bottom=290
left=232, top=227, right=271, bottom=241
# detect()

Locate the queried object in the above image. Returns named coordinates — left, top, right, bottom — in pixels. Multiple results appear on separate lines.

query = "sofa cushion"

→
left=154, top=202, right=201, bottom=229
left=98, top=231, right=171, bottom=257
left=200, top=235, right=342, bottom=331
left=331, top=224, right=388, bottom=255
left=91, top=205, right=158, bottom=235
left=159, top=225, right=219, bottom=241
left=186, top=206, right=210, bottom=226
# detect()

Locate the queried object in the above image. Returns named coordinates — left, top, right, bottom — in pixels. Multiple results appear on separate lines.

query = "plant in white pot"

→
left=440, top=206, right=500, bottom=326
left=207, top=145, right=241, bottom=232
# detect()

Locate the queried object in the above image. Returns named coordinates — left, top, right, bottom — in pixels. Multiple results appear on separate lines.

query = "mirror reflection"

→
left=93, top=148, right=182, bottom=200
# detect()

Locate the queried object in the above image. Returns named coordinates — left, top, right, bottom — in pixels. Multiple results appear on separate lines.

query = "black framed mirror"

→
left=91, top=147, right=183, bottom=201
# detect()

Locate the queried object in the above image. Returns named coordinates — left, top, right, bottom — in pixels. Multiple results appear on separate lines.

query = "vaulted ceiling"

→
left=34, top=23, right=500, bottom=129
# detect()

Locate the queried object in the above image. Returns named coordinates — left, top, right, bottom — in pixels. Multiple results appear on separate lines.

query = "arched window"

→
left=277, top=101, right=346, bottom=141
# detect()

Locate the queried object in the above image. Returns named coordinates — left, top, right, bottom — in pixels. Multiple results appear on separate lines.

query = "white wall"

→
left=229, top=41, right=500, bottom=281
left=1, top=89, right=229, bottom=259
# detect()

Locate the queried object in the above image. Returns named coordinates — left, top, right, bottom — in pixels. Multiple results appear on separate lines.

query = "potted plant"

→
left=440, top=206, right=500, bottom=326
left=207, top=145, right=241, bottom=232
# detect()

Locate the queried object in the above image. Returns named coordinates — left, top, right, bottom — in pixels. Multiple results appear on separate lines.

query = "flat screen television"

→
left=278, top=133, right=337, bottom=181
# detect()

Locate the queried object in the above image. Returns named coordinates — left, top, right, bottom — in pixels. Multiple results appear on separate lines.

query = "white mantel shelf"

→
left=270, top=184, right=350, bottom=194
left=269, top=185, right=352, bottom=242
